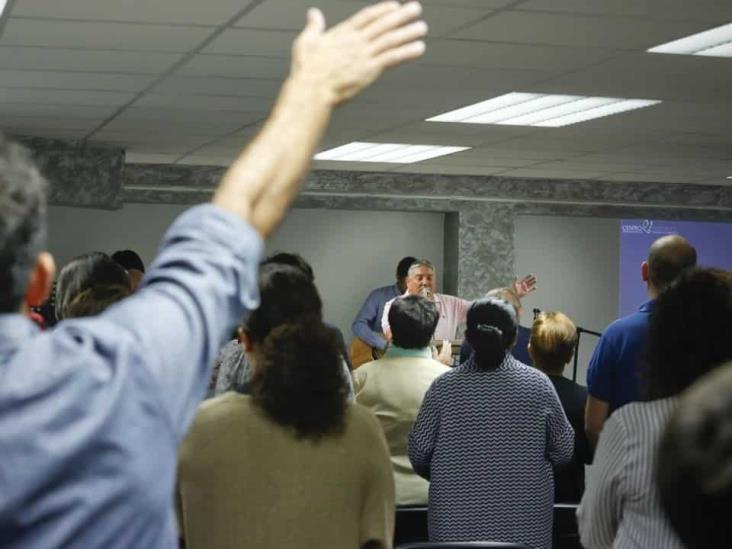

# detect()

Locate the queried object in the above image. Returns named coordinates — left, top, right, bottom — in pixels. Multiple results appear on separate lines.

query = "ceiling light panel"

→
left=314, top=142, right=470, bottom=163
left=648, top=22, right=732, bottom=58
left=427, top=92, right=661, bottom=127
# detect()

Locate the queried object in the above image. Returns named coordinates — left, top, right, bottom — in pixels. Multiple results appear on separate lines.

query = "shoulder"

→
left=348, top=403, right=385, bottom=435
left=193, top=392, right=252, bottom=426
left=605, top=308, right=650, bottom=337
left=610, top=398, right=676, bottom=429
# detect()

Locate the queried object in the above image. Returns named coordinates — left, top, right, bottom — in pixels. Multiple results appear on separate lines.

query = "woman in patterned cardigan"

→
left=409, top=297, right=574, bottom=549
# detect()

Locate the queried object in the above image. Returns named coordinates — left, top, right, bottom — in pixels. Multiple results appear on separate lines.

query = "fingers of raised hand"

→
left=347, top=1, right=401, bottom=30
left=362, top=1, right=423, bottom=40
left=370, top=20, right=428, bottom=55
left=375, top=40, right=426, bottom=69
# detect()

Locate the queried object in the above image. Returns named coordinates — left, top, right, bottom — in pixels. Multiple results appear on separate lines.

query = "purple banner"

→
left=619, top=219, right=732, bottom=317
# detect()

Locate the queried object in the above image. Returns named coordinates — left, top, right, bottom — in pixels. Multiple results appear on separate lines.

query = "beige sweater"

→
left=354, top=348, right=450, bottom=505
left=176, top=393, right=395, bottom=549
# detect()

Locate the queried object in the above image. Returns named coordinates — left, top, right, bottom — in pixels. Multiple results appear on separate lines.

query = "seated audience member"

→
left=0, top=4, right=426, bottom=546
left=111, top=249, right=146, bottom=291
left=585, top=235, right=697, bottom=449
left=529, top=312, right=592, bottom=502
left=459, top=286, right=532, bottom=365
left=578, top=267, right=732, bottom=549
left=656, top=362, right=732, bottom=549
left=409, top=298, right=573, bottom=549
left=354, top=294, right=450, bottom=504
left=210, top=252, right=354, bottom=398
left=177, top=264, right=394, bottom=549
left=55, top=251, right=130, bottom=320
left=352, top=256, right=416, bottom=354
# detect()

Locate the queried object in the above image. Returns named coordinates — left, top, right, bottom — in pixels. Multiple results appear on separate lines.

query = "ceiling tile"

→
left=391, top=164, right=512, bottom=176
left=136, top=93, right=269, bottom=113
left=237, top=1, right=495, bottom=38
left=203, top=29, right=297, bottom=57
left=151, top=75, right=281, bottom=97
left=0, top=69, right=154, bottom=92
left=451, top=11, right=708, bottom=50
left=0, top=88, right=135, bottom=106
left=420, top=39, right=616, bottom=71
left=10, top=0, right=249, bottom=26
left=0, top=19, right=213, bottom=52
left=0, top=46, right=182, bottom=74
left=0, top=104, right=115, bottom=119
left=176, top=54, right=289, bottom=79
left=517, top=0, right=732, bottom=24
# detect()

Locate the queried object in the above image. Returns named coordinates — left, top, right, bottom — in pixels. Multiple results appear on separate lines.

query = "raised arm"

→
left=213, top=1, right=427, bottom=237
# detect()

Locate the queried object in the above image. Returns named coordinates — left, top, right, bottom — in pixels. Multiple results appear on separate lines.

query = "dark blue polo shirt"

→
left=586, top=300, right=655, bottom=413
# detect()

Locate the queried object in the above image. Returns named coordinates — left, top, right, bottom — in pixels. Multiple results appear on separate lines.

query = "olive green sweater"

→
left=177, top=393, right=395, bottom=549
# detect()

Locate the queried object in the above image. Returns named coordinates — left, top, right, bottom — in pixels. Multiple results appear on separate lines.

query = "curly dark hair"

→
left=644, top=267, right=732, bottom=400
left=0, top=135, right=48, bottom=312
left=251, top=321, right=347, bottom=440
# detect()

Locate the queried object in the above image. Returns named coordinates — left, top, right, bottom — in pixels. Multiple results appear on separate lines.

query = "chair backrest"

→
left=396, top=543, right=530, bottom=549
left=394, top=506, right=429, bottom=546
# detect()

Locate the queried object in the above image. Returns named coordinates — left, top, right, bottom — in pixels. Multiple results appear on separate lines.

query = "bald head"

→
left=647, top=235, right=697, bottom=292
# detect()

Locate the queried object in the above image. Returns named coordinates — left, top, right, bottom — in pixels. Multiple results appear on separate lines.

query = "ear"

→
left=24, top=252, right=56, bottom=308
left=641, top=260, right=650, bottom=283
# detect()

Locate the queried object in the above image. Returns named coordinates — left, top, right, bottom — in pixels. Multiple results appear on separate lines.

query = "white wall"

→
left=48, top=204, right=445, bottom=340
left=514, top=215, right=621, bottom=385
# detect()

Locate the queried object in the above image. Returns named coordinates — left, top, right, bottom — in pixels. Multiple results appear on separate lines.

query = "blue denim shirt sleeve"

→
left=99, top=204, right=262, bottom=439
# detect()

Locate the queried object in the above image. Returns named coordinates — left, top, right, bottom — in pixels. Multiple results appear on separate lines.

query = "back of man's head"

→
left=396, top=256, right=416, bottom=280
left=111, top=250, right=145, bottom=273
left=263, top=252, right=314, bottom=282
left=388, top=294, right=439, bottom=349
left=0, top=135, right=48, bottom=313
left=647, top=235, right=697, bottom=292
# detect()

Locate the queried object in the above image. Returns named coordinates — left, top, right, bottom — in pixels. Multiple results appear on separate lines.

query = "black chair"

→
left=553, top=503, right=582, bottom=549
left=394, top=503, right=581, bottom=549
left=397, top=543, right=529, bottom=549
left=394, top=505, right=429, bottom=546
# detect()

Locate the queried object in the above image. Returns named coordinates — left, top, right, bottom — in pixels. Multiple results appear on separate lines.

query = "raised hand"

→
left=513, top=274, right=537, bottom=298
left=291, top=1, right=427, bottom=106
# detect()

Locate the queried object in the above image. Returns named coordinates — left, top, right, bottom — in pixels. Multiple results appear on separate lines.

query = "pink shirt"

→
left=381, top=292, right=472, bottom=341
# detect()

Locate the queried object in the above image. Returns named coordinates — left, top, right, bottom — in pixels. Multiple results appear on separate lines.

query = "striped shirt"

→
left=578, top=397, right=684, bottom=549
left=408, top=355, right=574, bottom=548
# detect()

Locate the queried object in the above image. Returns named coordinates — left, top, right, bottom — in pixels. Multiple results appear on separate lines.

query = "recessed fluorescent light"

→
left=314, top=142, right=470, bottom=163
left=648, top=22, right=732, bottom=58
left=427, top=92, right=661, bottom=127
left=0, top=0, right=8, bottom=17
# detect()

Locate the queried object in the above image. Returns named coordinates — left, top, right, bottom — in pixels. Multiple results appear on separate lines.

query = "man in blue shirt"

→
left=0, top=3, right=427, bottom=547
left=352, top=256, right=416, bottom=353
left=585, top=234, right=696, bottom=448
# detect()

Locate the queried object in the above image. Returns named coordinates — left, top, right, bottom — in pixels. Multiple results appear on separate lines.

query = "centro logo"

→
left=622, top=220, right=654, bottom=234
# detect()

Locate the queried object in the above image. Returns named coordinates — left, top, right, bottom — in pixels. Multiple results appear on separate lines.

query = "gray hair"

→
left=407, top=259, right=435, bottom=277
left=0, top=135, right=48, bottom=312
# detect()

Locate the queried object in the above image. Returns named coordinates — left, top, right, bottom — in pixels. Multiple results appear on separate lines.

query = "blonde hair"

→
left=530, top=312, right=577, bottom=373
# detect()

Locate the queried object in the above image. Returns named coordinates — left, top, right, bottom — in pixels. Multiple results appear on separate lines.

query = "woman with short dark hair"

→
left=177, top=264, right=394, bottom=549
left=408, top=298, right=574, bottom=549
left=578, top=267, right=732, bottom=549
